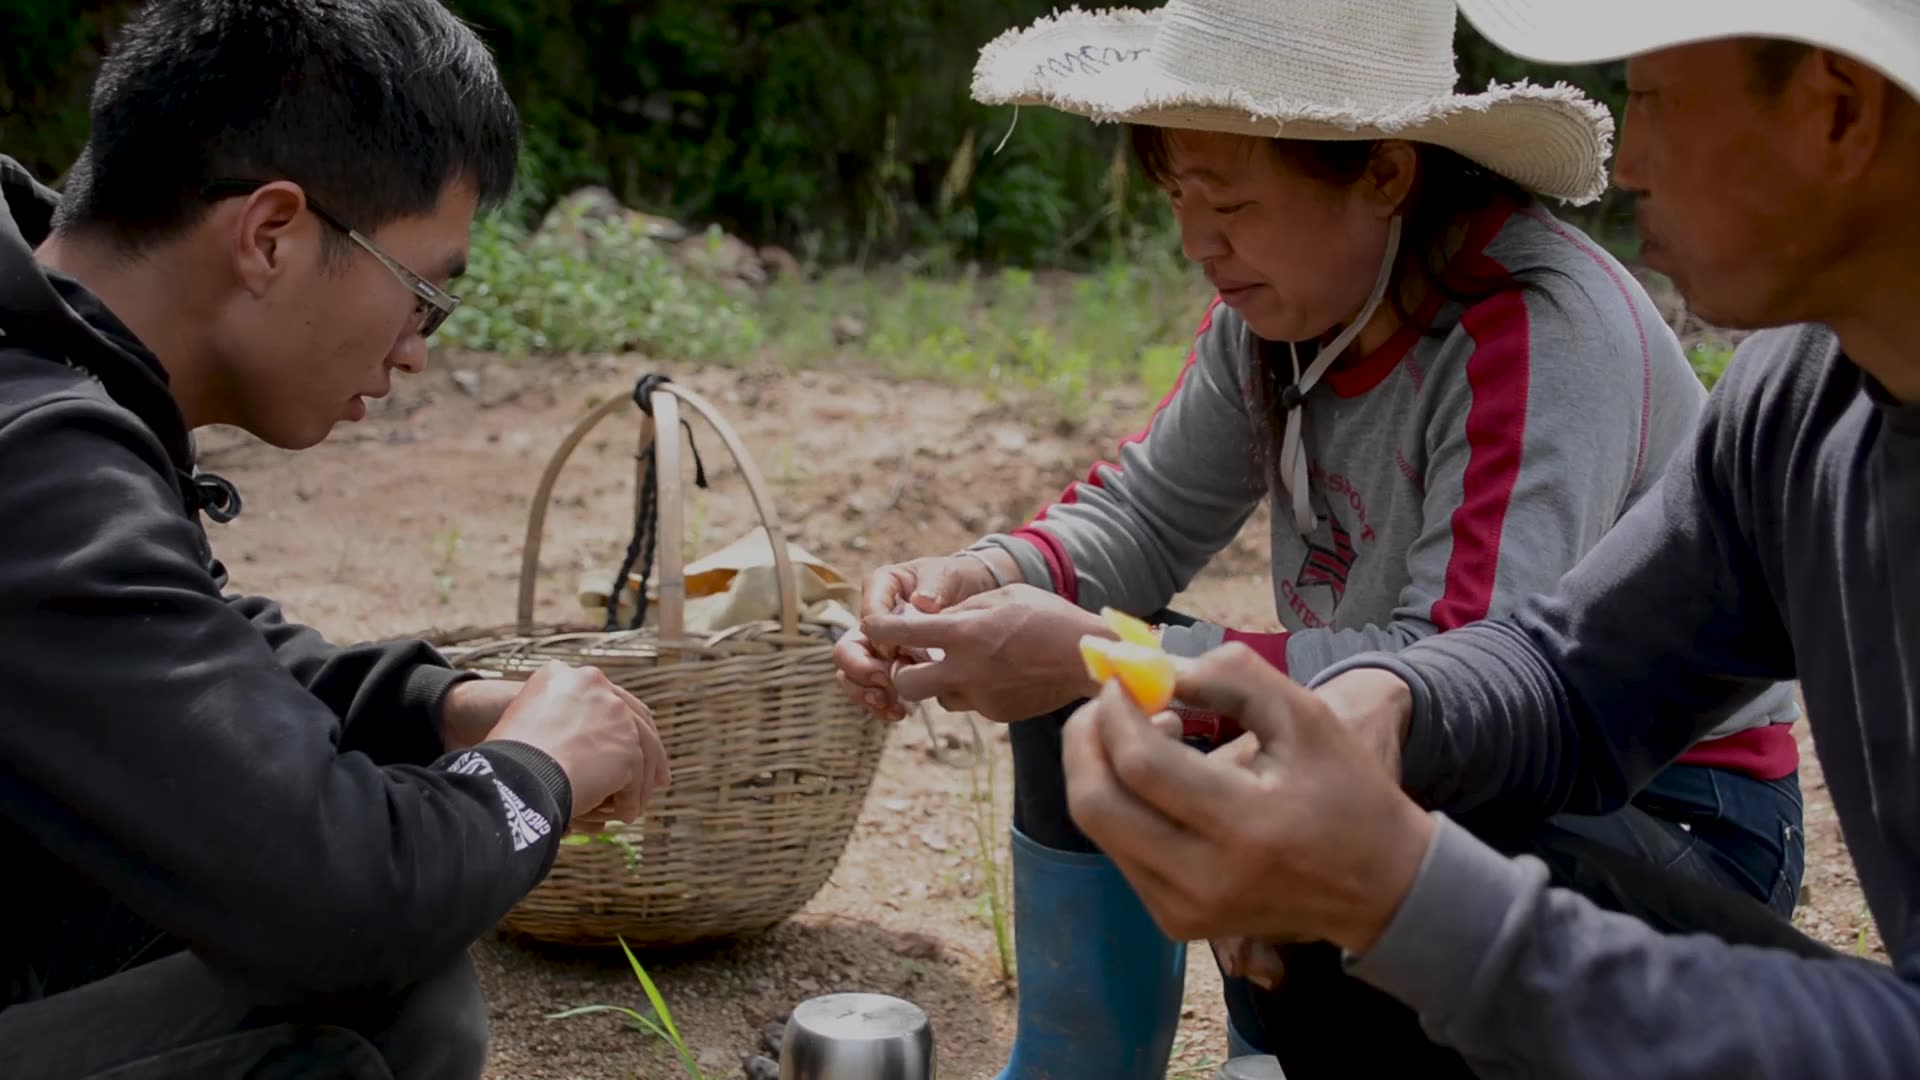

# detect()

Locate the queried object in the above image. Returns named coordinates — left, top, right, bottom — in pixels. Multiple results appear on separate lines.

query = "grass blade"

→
left=617, top=936, right=705, bottom=1079
left=620, top=937, right=684, bottom=1045
left=547, top=1003, right=654, bottom=1029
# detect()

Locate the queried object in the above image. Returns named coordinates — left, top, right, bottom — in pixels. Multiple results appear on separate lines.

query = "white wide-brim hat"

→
left=1458, top=0, right=1920, bottom=104
left=971, top=0, right=1615, bottom=204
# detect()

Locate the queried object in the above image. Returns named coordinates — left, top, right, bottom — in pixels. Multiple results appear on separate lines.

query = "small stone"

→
left=474, top=362, right=529, bottom=409
left=451, top=369, right=483, bottom=398
left=882, top=798, right=911, bottom=813
left=743, top=1054, right=780, bottom=1080
left=915, top=825, right=950, bottom=853
left=831, top=313, right=868, bottom=345
left=759, top=1020, right=786, bottom=1056
left=759, top=245, right=803, bottom=281
left=891, top=932, right=942, bottom=961
left=697, top=1048, right=730, bottom=1072
left=677, top=229, right=767, bottom=287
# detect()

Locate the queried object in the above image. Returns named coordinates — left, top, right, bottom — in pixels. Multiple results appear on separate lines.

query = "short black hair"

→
left=53, top=0, right=519, bottom=255
left=1747, top=39, right=1815, bottom=98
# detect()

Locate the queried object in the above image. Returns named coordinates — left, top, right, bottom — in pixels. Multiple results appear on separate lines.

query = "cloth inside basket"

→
left=578, top=527, right=860, bottom=634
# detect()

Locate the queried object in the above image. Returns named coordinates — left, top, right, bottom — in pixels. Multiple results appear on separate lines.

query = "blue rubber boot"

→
left=995, top=826, right=1187, bottom=1079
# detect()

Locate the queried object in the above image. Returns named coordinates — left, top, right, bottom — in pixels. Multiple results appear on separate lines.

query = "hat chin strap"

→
left=1279, top=214, right=1404, bottom=535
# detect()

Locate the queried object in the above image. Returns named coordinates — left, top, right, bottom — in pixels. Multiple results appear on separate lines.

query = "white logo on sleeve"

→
left=450, top=751, right=553, bottom=852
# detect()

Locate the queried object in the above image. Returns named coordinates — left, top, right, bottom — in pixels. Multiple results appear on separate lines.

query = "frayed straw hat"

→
left=971, top=0, right=1615, bottom=204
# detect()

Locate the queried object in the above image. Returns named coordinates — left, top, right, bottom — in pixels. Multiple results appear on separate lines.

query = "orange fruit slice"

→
left=1080, top=635, right=1176, bottom=713
left=1101, top=606, right=1161, bottom=649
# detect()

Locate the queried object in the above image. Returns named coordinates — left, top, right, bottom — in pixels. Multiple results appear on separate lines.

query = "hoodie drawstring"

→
left=183, top=472, right=243, bottom=524
left=1277, top=215, right=1404, bottom=535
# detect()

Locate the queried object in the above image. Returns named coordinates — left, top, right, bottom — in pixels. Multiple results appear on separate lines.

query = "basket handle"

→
left=515, top=379, right=803, bottom=638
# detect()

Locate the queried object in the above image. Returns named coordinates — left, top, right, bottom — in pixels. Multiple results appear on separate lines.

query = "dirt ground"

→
left=202, top=355, right=1881, bottom=1080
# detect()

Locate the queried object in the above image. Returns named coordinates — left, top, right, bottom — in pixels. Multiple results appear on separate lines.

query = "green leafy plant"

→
left=759, top=228, right=1209, bottom=408
left=549, top=936, right=706, bottom=1080
left=439, top=200, right=761, bottom=361
left=965, top=718, right=1016, bottom=984
left=19, top=4, right=1633, bottom=266
left=559, top=826, right=643, bottom=870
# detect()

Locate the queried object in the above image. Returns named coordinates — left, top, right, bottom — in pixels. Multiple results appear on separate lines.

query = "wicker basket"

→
left=426, top=378, right=885, bottom=948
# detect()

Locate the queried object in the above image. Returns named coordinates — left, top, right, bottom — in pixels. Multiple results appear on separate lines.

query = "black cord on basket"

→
left=605, top=375, right=710, bottom=631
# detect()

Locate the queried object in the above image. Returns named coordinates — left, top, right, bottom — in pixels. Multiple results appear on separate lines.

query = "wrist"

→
left=440, top=678, right=521, bottom=752
left=958, top=547, right=1023, bottom=592
left=1065, top=606, right=1118, bottom=695
left=1316, top=668, right=1413, bottom=779
left=413, top=665, right=480, bottom=731
left=1334, top=798, right=1437, bottom=955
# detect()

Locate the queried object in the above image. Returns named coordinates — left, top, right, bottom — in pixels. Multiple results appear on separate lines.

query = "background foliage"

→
left=2, top=1, right=1634, bottom=267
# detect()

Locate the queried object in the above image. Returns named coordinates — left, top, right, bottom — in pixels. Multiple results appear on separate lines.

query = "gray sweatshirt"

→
left=979, top=201, right=1798, bottom=774
left=1325, top=325, right=1920, bottom=1077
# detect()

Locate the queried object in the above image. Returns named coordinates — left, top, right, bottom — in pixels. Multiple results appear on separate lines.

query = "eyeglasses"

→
left=200, top=179, right=461, bottom=338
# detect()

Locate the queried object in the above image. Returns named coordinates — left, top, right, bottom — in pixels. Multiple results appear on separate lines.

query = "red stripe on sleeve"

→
left=1221, top=628, right=1291, bottom=675
left=1430, top=290, right=1533, bottom=630
left=1006, top=527, right=1078, bottom=605
left=1174, top=628, right=1288, bottom=746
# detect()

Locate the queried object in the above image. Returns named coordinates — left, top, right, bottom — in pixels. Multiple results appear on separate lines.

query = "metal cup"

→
left=779, top=993, right=935, bottom=1080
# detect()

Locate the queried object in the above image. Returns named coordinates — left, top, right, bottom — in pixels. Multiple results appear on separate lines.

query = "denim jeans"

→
left=1553, top=758, right=1805, bottom=917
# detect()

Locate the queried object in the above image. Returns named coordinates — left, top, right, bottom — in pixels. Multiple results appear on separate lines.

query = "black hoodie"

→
left=0, top=157, right=572, bottom=1003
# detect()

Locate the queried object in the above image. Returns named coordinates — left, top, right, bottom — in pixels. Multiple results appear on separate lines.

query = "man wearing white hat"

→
left=1063, top=0, right=1920, bottom=1075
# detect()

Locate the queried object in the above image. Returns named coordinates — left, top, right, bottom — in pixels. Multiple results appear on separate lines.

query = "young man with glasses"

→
left=0, top=2, right=670, bottom=1077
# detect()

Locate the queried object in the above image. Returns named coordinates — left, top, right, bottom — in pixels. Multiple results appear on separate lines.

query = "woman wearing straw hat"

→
left=836, top=0, right=1806, bottom=1075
